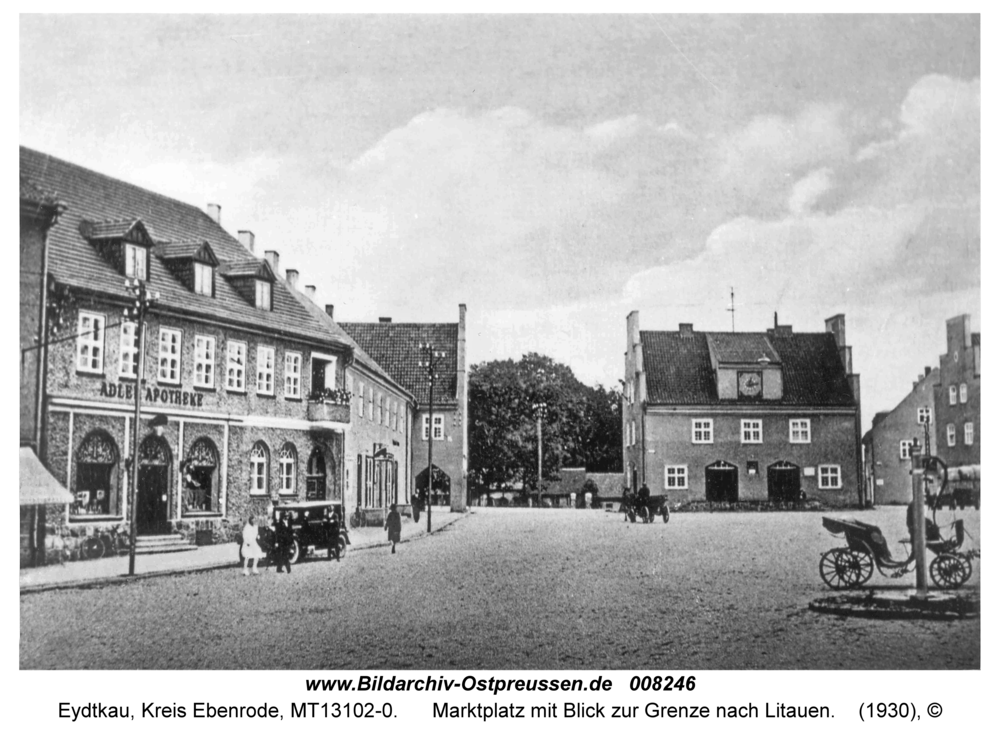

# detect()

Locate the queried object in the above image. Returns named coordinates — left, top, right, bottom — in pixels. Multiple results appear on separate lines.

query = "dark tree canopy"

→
left=468, top=353, right=622, bottom=496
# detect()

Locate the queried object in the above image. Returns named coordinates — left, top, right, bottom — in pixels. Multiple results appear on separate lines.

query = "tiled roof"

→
left=20, top=174, right=60, bottom=206
left=218, top=259, right=274, bottom=280
left=284, top=288, right=411, bottom=400
left=153, top=241, right=219, bottom=266
left=641, top=329, right=856, bottom=406
left=20, top=146, right=335, bottom=346
left=338, top=322, right=459, bottom=406
left=79, top=217, right=154, bottom=243
left=706, top=333, right=780, bottom=365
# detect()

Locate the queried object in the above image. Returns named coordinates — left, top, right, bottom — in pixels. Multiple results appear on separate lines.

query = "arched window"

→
left=250, top=442, right=269, bottom=496
left=278, top=443, right=297, bottom=496
left=73, top=430, right=120, bottom=518
left=306, top=447, right=327, bottom=500
left=183, top=437, right=219, bottom=514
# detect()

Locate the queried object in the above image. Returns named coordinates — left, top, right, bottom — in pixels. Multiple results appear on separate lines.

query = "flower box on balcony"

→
left=307, top=400, right=352, bottom=424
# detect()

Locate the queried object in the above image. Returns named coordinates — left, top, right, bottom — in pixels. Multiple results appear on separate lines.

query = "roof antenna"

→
left=726, top=287, right=736, bottom=333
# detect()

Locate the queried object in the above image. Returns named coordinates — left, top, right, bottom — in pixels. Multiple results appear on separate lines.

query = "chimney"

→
left=285, top=269, right=299, bottom=290
left=679, top=323, right=694, bottom=337
left=825, top=314, right=846, bottom=348
left=924, top=366, right=932, bottom=378
left=207, top=203, right=221, bottom=224
left=238, top=230, right=255, bottom=255
left=305, top=285, right=316, bottom=300
left=325, top=304, right=334, bottom=319
left=379, top=317, right=392, bottom=323
left=264, top=250, right=280, bottom=274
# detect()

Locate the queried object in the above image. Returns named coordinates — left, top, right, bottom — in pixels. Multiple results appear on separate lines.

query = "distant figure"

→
left=637, top=483, right=650, bottom=506
left=273, top=513, right=294, bottom=573
left=241, top=516, right=262, bottom=576
left=412, top=489, right=422, bottom=523
left=325, top=508, right=341, bottom=561
left=385, top=503, right=402, bottom=554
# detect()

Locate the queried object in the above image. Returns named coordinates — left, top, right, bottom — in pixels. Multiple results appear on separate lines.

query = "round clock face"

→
left=738, top=371, right=762, bottom=397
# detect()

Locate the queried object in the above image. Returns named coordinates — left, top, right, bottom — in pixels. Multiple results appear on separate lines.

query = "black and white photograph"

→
left=18, top=11, right=984, bottom=718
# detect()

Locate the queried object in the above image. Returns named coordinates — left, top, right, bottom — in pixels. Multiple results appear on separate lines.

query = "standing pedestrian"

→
left=241, top=515, right=262, bottom=576
left=385, top=503, right=402, bottom=554
left=273, top=512, right=294, bottom=574
left=325, top=507, right=341, bottom=561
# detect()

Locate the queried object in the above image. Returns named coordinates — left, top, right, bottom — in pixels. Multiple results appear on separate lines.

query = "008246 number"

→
left=629, top=675, right=696, bottom=692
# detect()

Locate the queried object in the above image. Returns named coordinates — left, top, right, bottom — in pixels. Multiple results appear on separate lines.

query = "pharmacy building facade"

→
left=20, top=146, right=411, bottom=559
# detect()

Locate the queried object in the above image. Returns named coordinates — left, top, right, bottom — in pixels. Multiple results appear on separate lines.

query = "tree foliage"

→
left=468, top=353, right=622, bottom=496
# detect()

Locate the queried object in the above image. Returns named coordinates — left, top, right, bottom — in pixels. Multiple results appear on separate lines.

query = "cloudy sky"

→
left=20, top=14, right=980, bottom=427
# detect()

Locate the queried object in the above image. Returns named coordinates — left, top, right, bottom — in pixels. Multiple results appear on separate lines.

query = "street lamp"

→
left=532, top=401, right=547, bottom=508
left=418, top=343, right=447, bottom=533
left=124, top=278, right=157, bottom=576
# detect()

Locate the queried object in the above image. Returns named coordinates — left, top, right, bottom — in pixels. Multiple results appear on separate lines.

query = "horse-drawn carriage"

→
left=819, top=456, right=979, bottom=590
left=622, top=492, right=670, bottom=523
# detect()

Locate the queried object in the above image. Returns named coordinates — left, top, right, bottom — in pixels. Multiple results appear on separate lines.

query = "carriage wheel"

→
left=820, top=548, right=866, bottom=589
left=930, top=554, right=972, bottom=589
left=662, top=507, right=670, bottom=523
left=640, top=506, right=651, bottom=523
left=849, top=550, right=874, bottom=585
left=627, top=510, right=636, bottom=523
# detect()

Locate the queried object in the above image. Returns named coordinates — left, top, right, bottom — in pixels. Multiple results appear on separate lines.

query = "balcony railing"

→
left=307, top=388, right=352, bottom=423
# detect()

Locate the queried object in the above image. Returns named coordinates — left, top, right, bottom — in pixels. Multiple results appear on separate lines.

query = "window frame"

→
left=124, top=242, right=148, bottom=281
left=357, top=381, right=365, bottom=417
left=226, top=340, right=247, bottom=393
left=949, top=385, right=957, bottom=405
left=741, top=419, right=763, bottom=444
left=917, top=406, right=932, bottom=425
left=193, top=262, right=213, bottom=297
left=664, top=465, right=688, bottom=490
left=964, top=422, right=974, bottom=446
left=691, top=419, right=713, bottom=444
left=946, top=423, right=956, bottom=447
left=118, top=321, right=139, bottom=379
left=193, top=335, right=216, bottom=389
left=249, top=442, right=269, bottom=496
left=278, top=445, right=297, bottom=496
left=899, top=440, right=912, bottom=460
left=157, top=327, right=182, bottom=385
left=959, top=383, right=968, bottom=404
left=254, top=279, right=272, bottom=311
left=818, top=464, right=842, bottom=489
left=256, top=345, right=276, bottom=396
left=76, top=311, right=106, bottom=374
left=789, top=418, right=811, bottom=444
left=284, top=351, right=302, bottom=399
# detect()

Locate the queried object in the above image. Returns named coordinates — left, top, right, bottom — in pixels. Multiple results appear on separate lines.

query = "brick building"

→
left=19, top=146, right=408, bottom=561
left=283, top=278, right=416, bottom=525
left=341, top=307, right=469, bottom=511
left=862, top=367, right=938, bottom=505
left=623, top=311, right=862, bottom=507
left=933, top=314, right=980, bottom=467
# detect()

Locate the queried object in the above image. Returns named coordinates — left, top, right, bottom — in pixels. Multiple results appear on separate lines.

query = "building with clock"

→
left=622, top=311, right=862, bottom=507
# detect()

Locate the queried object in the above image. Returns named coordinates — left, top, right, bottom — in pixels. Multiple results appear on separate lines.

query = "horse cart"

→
left=819, top=516, right=977, bottom=590
left=623, top=494, right=670, bottom=523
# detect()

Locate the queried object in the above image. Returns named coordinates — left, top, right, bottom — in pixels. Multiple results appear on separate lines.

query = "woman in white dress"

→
left=241, top=515, right=263, bottom=575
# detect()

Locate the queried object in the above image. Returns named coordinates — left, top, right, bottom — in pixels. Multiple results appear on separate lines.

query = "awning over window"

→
left=19, top=448, right=73, bottom=506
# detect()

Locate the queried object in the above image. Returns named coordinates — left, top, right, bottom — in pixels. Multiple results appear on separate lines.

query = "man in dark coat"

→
left=325, top=508, right=341, bottom=561
left=273, top=513, right=294, bottom=573
left=384, top=504, right=402, bottom=554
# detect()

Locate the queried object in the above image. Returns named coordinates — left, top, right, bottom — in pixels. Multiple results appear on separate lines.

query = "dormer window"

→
left=194, top=262, right=214, bottom=296
left=256, top=280, right=272, bottom=310
left=124, top=243, right=148, bottom=280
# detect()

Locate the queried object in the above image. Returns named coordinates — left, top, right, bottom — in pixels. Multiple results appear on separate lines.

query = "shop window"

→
left=72, top=431, right=120, bottom=518
left=278, top=444, right=297, bottom=495
left=182, top=437, right=218, bottom=514
left=250, top=441, right=269, bottom=495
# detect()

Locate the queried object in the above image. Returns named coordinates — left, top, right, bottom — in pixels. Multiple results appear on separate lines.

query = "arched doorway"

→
left=138, top=435, right=172, bottom=534
left=416, top=464, right=451, bottom=506
left=705, top=460, right=739, bottom=503
left=182, top=437, right=218, bottom=514
left=306, top=447, right=327, bottom=500
left=767, top=461, right=801, bottom=502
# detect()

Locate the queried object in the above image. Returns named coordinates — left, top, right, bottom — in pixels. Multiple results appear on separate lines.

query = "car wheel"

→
left=288, top=539, right=301, bottom=566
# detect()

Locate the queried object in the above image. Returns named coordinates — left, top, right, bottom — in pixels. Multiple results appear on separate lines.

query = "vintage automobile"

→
left=236, top=500, right=349, bottom=566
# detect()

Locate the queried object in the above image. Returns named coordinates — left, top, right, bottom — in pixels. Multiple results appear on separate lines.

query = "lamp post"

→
left=910, top=436, right=928, bottom=600
left=532, top=401, right=547, bottom=508
left=418, top=343, right=447, bottom=533
left=124, top=278, right=157, bottom=576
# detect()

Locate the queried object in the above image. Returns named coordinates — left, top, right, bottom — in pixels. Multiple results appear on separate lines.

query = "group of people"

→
left=240, top=507, right=346, bottom=576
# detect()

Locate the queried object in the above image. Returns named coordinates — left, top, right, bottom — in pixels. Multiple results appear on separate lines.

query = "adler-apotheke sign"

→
left=100, top=381, right=205, bottom=408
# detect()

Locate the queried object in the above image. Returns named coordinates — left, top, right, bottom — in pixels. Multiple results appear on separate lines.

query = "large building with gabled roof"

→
left=623, top=311, right=862, bottom=507
left=20, top=145, right=409, bottom=561
left=340, top=308, right=468, bottom=511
